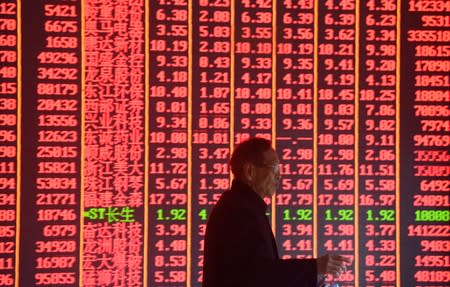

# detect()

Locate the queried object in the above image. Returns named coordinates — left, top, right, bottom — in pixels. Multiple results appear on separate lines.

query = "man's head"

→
left=230, top=137, right=280, bottom=198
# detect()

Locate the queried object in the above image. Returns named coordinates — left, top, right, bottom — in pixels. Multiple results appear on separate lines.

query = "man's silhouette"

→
left=203, top=137, right=351, bottom=287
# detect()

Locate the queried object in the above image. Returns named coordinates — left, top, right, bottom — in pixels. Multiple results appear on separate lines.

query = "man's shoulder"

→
left=209, top=190, right=259, bottom=227
left=211, top=189, right=239, bottom=214
left=215, top=187, right=253, bottom=209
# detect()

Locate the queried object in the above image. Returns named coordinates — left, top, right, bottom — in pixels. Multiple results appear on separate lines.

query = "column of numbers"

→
left=317, top=0, right=356, bottom=285
left=0, top=1, right=18, bottom=286
left=148, top=0, right=189, bottom=284
left=191, top=0, right=232, bottom=284
left=33, top=1, right=80, bottom=285
left=234, top=0, right=274, bottom=142
left=359, top=0, right=398, bottom=286
left=403, top=1, right=450, bottom=286
left=275, top=0, right=315, bottom=260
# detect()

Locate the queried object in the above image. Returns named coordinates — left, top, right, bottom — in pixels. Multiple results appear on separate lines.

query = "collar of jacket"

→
left=230, top=179, right=268, bottom=214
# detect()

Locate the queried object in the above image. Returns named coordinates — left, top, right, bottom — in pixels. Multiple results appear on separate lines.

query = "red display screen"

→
left=0, top=0, right=449, bottom=286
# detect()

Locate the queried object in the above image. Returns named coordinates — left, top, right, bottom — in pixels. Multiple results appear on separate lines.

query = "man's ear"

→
left=242, top=162, right=254, bottom=182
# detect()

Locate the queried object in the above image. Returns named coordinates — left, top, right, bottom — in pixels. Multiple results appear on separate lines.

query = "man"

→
left=203, top=137, right=351, bottom=287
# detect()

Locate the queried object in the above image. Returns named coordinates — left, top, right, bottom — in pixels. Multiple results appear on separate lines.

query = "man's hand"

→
left=316, top=254, right=352, bottom=278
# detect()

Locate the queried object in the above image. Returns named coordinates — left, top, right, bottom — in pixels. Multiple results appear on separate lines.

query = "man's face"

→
left=249, top=148, right=280, bottom=198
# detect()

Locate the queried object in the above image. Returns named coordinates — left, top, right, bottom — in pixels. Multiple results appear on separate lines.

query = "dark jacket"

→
left=203, top=179, right=318, bottom=287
